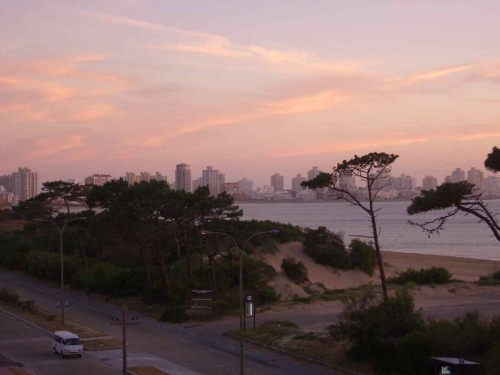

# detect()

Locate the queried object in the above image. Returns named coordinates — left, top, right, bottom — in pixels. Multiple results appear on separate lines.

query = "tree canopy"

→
left=485, top=146, right=500, bottom=173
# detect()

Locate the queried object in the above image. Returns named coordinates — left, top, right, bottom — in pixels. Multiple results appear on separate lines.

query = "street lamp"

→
left=201, top=229, right=279, bottom=375
left=34, top=217, right=87, bottom=325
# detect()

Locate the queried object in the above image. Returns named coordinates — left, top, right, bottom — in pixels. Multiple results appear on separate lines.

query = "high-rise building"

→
left=238, top=178, right=253, bottom=193
left=125, top=172, right=137, bottom=185
left=422, top=176, right=438, bottom=191
left=202, top=166, right=224, bottom=196
left=393, top=174, right=416, bottom=190
left=338, top=172, right=356, bottom=190
left=450, top=168, right=466, bottom=183
left=370, top=172, right=393, bottom=191
left=175, top=163, right=192, bottom=192
left=12, top=167, right=38, bottom=202
left=139, top=172, right=152, bottom=182
left=292, top=174, right=306, bottom=192
left=154, top=172, right=166, bottom=182
left=192, top=177, right=204, bottom=191
left=84, top=174, right=113, bottom=186
left=485, top=176, right=500, bottom=197
left=271, top=173, right=284, bottom=192
left=467, top=167, right=484, bottom=193
left=308, top=166, right=321, bottom=180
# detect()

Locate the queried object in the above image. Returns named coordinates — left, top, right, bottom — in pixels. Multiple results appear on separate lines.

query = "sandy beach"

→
left=264, top=242, right=500, bottom=299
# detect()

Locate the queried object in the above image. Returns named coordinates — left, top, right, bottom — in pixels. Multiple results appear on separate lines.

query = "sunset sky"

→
left=1, top=1, right=499, bottom=188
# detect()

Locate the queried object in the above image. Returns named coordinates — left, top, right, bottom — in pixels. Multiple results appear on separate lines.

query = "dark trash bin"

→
left=431, top=357, right=484, bottom=375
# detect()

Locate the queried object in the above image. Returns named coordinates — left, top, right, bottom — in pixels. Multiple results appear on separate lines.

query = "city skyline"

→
left=1, top=1, right=500, bottom=187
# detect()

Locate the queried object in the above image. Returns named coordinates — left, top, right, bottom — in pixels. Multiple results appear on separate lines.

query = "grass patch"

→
left=83, top=338, right=122, bottom=350
left=129, top=366, right=171, bottom=375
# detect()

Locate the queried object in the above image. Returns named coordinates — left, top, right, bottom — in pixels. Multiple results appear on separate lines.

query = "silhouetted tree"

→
left=485, top=146, right=500, bottom=173
left=302, top=152, right=398, bottom=300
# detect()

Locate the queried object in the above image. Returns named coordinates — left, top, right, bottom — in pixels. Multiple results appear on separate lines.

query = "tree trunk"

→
left=370, top=212, right=387, bottom=300
left=139, top=247, right=152, bottom=287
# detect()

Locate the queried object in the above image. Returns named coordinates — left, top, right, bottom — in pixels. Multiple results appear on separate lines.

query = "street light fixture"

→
left=34, top=217, right=87, bottom=325
left=201, top=229, right=279, bottom=375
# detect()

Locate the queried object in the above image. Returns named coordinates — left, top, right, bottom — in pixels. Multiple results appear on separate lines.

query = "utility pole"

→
left=111, top=305, right=139, bottom=375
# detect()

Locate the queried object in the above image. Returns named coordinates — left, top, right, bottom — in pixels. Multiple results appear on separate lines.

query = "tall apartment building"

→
left=467, top=167, right=484, bottom=193
left=125, top=172, right=138, bottom=185
left=338, top=172, right=356, bottom=190
left=370, top=172, right=393, bottom=191
left=154, top=172, right=166, bottom=182
left=291, top=174, right=306, bottom=192
left=449, top=168, right=466, bottom=183
left=84, top=174, right=113, bottom=186
left=485, top=176, right=500, bottom=197
left=393, top=174, right=416, bottom=190
left=238, top=178, right=253, bottom=193
left=308, top=166, right=321, bottom=180
left=12, top=167, right=38, bottom=202
left=192, top=177, right=204, bottom=191
left=139, top=172, right=152, bottom=182
left=202, top=166, right=224, bottom=196
left=175, top=163, right=192, bottom=192
left=422, top=176, right=438, bottom=191
left=270, top=173, right=284, bottom=192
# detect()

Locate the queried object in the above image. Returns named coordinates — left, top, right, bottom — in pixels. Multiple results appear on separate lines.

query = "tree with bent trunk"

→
left=408, top=146, right=500, bottom=244
left=302, top=152, right=399, bottom=300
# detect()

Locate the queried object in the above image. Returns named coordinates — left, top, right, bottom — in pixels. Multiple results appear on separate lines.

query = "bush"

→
left=141, top=281, right=168, bottom=305
left=303, top=227, right=350, bottom=269
left=348, top=239, right=377, bottom=276
left=388, top=267, right=452, bottom=285
left=0, top=287, right=20, bottom=304
left=478, top=270, right=500, bottom=285
left=159, top=306, right=188, bottom=323
left=281, top=257, right=308, bottom=283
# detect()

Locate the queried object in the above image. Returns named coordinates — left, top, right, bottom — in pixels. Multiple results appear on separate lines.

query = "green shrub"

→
left=159, top=306, right=188, bottom=323
left=478, top=270, right=500, bottom=285
left=0, top=287, right=20, bottom=304
left=388, top=267, right=452, bottom=285
left=348, top=239, right=377, bottom=276
left=303, top=227, right=350, bottom=269
left=281, top=257, right=308, bottom=283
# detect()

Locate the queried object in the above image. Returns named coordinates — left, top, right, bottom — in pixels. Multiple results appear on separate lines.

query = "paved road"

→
left=0, top=309, right=121, bottom=375
left=0, top=270, right=342, bottom=375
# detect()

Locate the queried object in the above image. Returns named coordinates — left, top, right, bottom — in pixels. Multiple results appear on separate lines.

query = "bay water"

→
left=239, top=199, right=500, bottom=261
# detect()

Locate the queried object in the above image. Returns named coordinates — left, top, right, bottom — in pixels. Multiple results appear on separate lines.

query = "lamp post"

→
left=201, top=229, right=279, bottom=375
left=35, top=217, right=87, bottom=325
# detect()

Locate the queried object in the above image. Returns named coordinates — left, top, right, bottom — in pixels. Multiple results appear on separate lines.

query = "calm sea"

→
left=238, top=199, right=500, bottom=261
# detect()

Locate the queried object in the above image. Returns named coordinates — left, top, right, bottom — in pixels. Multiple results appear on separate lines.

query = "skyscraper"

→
left=175, top=163, right=192, bottom=192
left=308, top=166, right=321, bottom=180
left=422, top=176, right=438, bottom=191
left=125, top=172, right=138, bottom=185
left=139, top=171, right=152, bottom=182
left=467, top=167, right=484, bottom=193
left=292, top=174, right=306, bottom=192
left=450, top=168, right=466, bottom=183
left=202, top=166, right=223, bottom=196
left=485, top=176, right=500, bottom=197
left=271, top=173, right=284, bottom=191
left=12, top=167, right=38, bottom=202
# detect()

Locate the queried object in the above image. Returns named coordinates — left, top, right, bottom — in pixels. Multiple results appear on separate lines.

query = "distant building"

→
left=308, top=166, right=321, bottom=181
left=485, top=176, right=500, bottom=197
left=139, top=172, right=152, bottom=182
left=84, top=174, right=113, bottom=186
left=192, top=177, right=204, bottom=191
left=291, top=174, right=306, bottom=192
left=202, top=166, right=224, bottom=196
left=270, top=173, right=284, bottom=192
left=451, top=168, right=466, bottom=183
left=154, top=172, right=167, bottom=182
left=12, top=167, right=38, bottom=202
left=338, top=172, right=356, bottom=190
left=221, top=182, right=240, bottom=194
left=238, top=178, right=253, bottom=193
left=125, top=172, right=138, bottom=185
left=393, top=174, right=416, bottom=190
left=467, top=167, right=484, bottom=193
left=175, top=163, right=192, bottom=192
left=422, top=176, right=438, bottom=191
left=0, top=175, right=13, bottom=193
left=370, top=172, right=393, bottom=191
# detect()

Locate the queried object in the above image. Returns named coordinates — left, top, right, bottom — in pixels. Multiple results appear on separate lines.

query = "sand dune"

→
left=262, top=242, right=500, bottom=300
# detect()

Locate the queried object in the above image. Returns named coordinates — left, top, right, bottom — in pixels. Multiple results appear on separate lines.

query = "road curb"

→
left=223, top=331, right=363, bottom=375
left=0, top=307, right=52, bottom=336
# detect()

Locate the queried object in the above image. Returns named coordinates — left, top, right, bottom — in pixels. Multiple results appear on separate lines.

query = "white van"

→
left=52, top=331, right=83, bottom=358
